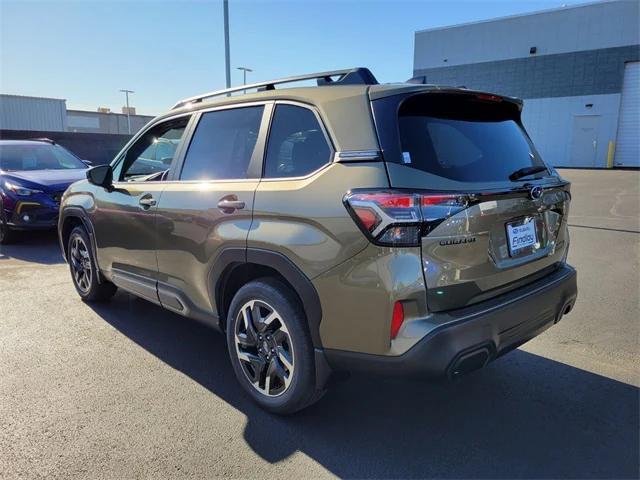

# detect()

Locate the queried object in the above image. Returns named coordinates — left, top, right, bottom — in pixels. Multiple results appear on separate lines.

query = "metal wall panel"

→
left=0, top=95, right=67, bottom=131
left=413, top=45, right=639, bottom=100
left=66, top=110, right=153, bottom=135
left=614, top=62, right=640, bottom=167
left=414, top=0, right=640, bottom=69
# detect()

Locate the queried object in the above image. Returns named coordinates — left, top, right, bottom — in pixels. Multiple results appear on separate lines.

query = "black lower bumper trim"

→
left=324, top=264, right=578, bottom=379
left=7, top=222, right=58, bottom=231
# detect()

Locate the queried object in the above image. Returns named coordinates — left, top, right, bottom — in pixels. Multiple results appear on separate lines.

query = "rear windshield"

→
left=398, top=94, right=547, bottom=182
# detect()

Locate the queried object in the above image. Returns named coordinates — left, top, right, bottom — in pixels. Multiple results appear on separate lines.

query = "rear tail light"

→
left=344, top=190, right=469, bottom=246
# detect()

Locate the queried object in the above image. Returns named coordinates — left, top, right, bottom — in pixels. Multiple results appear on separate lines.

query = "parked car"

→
left=58, top=68, right=577, bottom=414
left=0, top=139, right=89, bottom=244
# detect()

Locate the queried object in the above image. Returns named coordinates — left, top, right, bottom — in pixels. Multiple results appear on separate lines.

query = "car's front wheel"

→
left=0, top=203, right=16, bottom=245
left=68, top=226, right=117, bottom=302
left=226, top=278, right=323, bottom=414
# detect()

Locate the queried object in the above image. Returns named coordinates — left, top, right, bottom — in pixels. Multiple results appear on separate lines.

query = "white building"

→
left=413, top=0, right=639, bottom=168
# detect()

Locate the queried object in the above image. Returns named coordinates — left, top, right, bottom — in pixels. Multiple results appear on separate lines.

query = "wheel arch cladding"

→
left=61, top=217, right=83, bottom=251
left=59, top=209, right=92, bottom=259
left=210, top=248, right=324, bottom=348
left=59, top=208, right=103, bottom=283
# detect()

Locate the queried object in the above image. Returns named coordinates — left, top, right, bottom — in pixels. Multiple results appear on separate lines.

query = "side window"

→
left=264, top=105, right=332, bottom=178
left=119, top=118, right=189, bottom=182
left=180, top=106, right=264, bottom=181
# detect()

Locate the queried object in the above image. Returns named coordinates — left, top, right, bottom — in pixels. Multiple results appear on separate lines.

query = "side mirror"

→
left=86, top=165, right=113, bottom=188
left=82, top=160, right=93, bottom=167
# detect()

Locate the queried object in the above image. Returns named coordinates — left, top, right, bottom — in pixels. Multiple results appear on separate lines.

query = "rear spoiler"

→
left=402, top=77, right=523, bottom=111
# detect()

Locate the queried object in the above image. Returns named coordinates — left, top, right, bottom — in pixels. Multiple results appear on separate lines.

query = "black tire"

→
left=0, top=202, right=17, bottom=245
left=226, top=278, right=324, bottom=414
left=68, top=226, right=117, bottom=302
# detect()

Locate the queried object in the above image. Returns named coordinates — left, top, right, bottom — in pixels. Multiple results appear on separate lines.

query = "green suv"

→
left=58, top=68, right=577, bottom=414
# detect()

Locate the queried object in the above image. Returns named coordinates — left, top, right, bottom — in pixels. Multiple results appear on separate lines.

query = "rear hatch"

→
left=371, top=89, right=571, bottom=311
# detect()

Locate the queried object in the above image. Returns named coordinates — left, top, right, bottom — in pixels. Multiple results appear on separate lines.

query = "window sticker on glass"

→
left=479, top=200, right=498, bottom=213
left=402, top=151, right=412, bottom=164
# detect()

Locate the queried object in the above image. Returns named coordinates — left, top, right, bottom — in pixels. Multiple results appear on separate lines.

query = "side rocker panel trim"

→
left=157, top=281, right=220, bottom=329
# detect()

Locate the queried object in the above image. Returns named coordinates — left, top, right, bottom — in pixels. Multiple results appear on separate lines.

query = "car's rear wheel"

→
left=226, top=278, right=323, bottom=414
left=68, top=226, right=116, bottom=302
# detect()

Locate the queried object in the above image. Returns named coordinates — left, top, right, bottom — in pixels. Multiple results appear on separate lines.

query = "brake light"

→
left=344, top=190, right=469, bottom=246
left=390, top=301, right=404, bottom=340
left=421, top=194, right=460, bottom=206
left=476, top=93, right=503, bottom=102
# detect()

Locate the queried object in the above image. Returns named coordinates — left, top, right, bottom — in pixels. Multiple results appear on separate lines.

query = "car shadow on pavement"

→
left=0, top=230, right=63, bottom=264
left=90, top=293, right=639, bottom=479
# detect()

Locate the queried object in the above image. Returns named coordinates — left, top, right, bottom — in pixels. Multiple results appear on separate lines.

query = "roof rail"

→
left=172, top=67, right=378, bottom=110
left=29, top=137, right=56, bottom=144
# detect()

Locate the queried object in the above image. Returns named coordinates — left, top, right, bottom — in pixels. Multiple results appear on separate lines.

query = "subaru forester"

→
left=58, top=68, right=577, bottom=414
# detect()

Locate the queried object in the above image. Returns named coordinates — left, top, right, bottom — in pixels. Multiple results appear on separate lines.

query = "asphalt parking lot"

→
left=1, top=169, right=638, bottom=479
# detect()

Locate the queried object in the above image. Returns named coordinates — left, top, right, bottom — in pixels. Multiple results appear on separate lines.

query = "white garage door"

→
left=615, top=62, right=639, bottom=167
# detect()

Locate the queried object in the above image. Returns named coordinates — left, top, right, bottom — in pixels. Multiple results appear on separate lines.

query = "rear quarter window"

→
left=263, top=105, right=332, bottom=179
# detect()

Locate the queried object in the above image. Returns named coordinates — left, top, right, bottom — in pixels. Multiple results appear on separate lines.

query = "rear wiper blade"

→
left=509, top=165, right=548, bottom=181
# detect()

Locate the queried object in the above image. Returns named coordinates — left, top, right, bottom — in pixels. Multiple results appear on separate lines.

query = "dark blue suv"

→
left=0, top=139, right=89, bottom=244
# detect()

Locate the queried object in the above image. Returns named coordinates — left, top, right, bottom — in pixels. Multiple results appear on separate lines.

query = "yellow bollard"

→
left=607, top=141, right=616, bottom=168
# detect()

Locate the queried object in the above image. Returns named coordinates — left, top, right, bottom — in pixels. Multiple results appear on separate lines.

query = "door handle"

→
left=139, top=196, right=156, bottom=208
left=217, top=197, right=245, bottom=213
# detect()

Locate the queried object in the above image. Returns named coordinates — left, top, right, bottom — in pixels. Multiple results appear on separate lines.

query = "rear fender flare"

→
left=209, top=247, right=324, bottom=348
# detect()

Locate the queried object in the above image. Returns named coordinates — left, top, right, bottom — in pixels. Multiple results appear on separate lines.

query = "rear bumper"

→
left=324, top=264, right=577, bottom=379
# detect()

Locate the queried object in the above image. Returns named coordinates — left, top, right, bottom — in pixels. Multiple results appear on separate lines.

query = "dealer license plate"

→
left=506, top=219, right=538, bottom=256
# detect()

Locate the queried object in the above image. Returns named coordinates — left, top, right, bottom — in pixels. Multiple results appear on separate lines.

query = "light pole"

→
left=119, top=89, right=134, bottom=134
left=237, top=66, right=253, bottom=89
left=223, top=0, right=231, bottom=90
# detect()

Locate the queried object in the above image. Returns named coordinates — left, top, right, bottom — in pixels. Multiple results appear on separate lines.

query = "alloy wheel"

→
left=234, top=299, right=295, bottom=397
left=70, top=235, right=92, bottom=293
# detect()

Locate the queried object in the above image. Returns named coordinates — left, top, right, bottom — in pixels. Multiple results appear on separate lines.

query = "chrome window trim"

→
left=155, top=178, right=261, bottom=185
left=188, top=100, right=273, bottom=115
left=333, top=150, right=382, bottom=162
left=257, top=161, right=334, bottom=183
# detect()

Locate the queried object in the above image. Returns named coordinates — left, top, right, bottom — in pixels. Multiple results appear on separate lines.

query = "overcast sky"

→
left=1, top=0, right=589, bottom=115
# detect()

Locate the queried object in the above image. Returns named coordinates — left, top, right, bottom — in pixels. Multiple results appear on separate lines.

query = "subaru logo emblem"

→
left=530, top=186, right=543, bottom=200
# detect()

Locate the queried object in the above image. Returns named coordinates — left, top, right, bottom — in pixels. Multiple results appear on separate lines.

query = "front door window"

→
left=117, top=119, right=189, bottom=182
